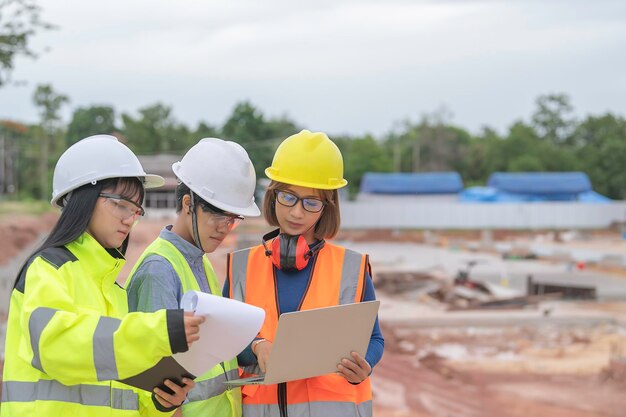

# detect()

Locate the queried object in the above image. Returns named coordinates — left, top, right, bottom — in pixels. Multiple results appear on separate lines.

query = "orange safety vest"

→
left=227, top=242, right=373, bottom=417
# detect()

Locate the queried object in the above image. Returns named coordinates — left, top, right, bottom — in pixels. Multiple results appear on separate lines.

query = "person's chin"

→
left=202, top=239, right=220, bottom=253
left=109, top=236, right=126, bottom=249
left=282, top=223, right=304, bottom=235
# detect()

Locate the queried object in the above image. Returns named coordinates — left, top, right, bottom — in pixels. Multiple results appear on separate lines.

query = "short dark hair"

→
left=175, top=182, right=231, bottom=215
left=262, top=181, right=341, bottom=240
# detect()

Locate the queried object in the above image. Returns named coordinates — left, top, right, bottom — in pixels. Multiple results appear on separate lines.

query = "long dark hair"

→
left=13, top=177, right=144, bottom=288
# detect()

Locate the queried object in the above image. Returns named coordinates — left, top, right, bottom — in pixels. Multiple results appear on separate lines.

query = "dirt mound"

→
left=0, top=212, right=58, bottom=266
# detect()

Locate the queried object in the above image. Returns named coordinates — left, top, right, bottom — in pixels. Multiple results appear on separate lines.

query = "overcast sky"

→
left=1, top=0, right=625, bottom=137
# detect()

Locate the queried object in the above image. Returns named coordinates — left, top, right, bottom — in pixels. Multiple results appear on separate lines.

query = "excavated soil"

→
left=1, top=215, right=626, bottom=416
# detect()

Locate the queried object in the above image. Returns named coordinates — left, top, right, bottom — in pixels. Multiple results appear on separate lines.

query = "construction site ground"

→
left=1, top=212, right=625, bottom=416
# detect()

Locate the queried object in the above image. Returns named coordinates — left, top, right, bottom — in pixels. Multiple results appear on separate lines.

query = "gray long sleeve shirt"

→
left=127, top=225, right=213, bottom=313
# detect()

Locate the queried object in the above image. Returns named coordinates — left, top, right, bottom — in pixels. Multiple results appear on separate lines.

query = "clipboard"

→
left=118, top=356, right=195, bottom=394
left=117, top=291, right=264, bottom=393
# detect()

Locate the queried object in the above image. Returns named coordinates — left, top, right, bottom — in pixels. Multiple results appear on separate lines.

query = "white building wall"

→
left=340, top=201, right=626, bottom=229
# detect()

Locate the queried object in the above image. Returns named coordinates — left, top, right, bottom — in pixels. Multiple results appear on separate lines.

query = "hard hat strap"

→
left=189, top=192, right=205, bottom=252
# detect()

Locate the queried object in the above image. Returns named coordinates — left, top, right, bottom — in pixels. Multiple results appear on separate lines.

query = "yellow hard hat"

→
left=265, top=130, right=348, bottom=190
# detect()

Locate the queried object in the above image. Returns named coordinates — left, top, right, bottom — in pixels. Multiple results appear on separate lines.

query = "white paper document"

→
left=174, top=290, right=265, bottom=376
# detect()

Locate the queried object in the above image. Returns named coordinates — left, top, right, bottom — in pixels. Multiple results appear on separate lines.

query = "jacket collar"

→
left=67, top=232, right=126, bottom=280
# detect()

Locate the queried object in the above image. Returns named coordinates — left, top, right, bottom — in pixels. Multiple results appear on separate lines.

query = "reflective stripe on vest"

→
left=242, top=400, right=373, bottom=417
left=29, top=307, right=57, bottom=372
left=339, top=249, right=366, bottom=304
left=93, top=316, right=121, bottom=380
left=228, top=243, right=372, bottom=417
left=1, top=380, right=138, bottom=410
left=229, top=249, right=250, bottom=301
left=29, top=307, right=122, bottom=380
left=186, top=368, right=239, bottom=402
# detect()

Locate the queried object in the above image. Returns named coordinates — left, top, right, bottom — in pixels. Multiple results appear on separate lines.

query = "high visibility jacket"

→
left=0, top=232, right=183, bottom=417
left=227, top=243, right=373, bottom=417
left=127, top=237, right=242, bottom=417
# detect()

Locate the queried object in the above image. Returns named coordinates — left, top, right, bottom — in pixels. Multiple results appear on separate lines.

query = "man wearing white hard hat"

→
left=126, top=138, right=260, bottom=417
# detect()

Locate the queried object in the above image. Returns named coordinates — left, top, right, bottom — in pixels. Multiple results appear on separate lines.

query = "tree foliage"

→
left=4, top=89, right=626, bottom=201
left=335, top=135, right=393, bottom=197
left=66, top=106, right=117, bottom=145
left=121, top=103, right=192, bottom=154
left=31, top=84, right=68, bottom=199
left=222, top=101, right=300, bottom=179
left=0, top=0, right=54, bottom=86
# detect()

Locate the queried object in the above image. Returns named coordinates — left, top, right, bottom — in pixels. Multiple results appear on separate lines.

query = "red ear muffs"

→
left=275, top=234, right=309, bottom=271
left=262, top=229, right=324, bottom=271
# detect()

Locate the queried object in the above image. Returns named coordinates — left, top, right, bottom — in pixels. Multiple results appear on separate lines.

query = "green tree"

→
left=335, top=135, right=393, bottom=197
left=0, top=119, right=28, bottom=195
left=531, top=93, right=576, bottom=144
left=462, top=127, right=502, bottom=185
left=122, top=103, right=191, bottom=154
left=32, top=84, right=68, bottom=200
left=384, top=108, right=470, bottom=175
left=0, top=0, right=54, bottom=86
left=221, top=101, right=299, bottom=179
left=66, top=105, right=117, bottom=145
left=193, top=121, right=220, bottom=140
left=573, top=114, right=626, bottom=199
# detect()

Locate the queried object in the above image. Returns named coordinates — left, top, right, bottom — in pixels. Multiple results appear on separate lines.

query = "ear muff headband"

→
left=262, top=228, right=325, bottom=271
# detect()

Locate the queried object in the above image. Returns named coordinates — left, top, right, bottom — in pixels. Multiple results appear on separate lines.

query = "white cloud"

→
left=2, top=0, right=625, bottom=135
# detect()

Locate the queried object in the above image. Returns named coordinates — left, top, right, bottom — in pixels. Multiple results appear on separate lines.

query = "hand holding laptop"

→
left=336, top=351, right=371, bottom=384
left=226, top=301, right=380, bottom=387
left=252, top=339, right=272, bottom=373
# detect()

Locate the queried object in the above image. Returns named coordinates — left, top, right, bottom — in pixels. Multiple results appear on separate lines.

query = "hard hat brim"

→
left=50, top=173, right=165, bottom=208
left=265, top=168, right=348, bottom=190
left=143, top=174, right=166, bottom=189
left=208, top=199, right=261, bottom=217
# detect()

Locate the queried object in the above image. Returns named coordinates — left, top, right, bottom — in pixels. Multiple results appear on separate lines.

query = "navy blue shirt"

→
left=223, top=252, right=385, bottom=369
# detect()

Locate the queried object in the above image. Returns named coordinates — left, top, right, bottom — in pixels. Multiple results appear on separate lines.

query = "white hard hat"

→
left=51, top=135, right=165, bottom=208
left=172, top=138, right=260, bottom=217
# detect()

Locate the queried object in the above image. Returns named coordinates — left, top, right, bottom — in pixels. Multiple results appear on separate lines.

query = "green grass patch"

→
left=0, top=200, right=54, bottom=215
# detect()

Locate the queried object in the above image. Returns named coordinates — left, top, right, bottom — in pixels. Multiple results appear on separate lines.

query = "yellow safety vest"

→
left=127, top=237, right=242, bottom=417
left=1, top=232, right=179, bottom=417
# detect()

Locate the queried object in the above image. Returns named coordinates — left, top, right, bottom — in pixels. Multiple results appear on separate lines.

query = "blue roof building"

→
left=460, top=172, right=610, bottom=203
left=358, top=172, right=464, bottom=202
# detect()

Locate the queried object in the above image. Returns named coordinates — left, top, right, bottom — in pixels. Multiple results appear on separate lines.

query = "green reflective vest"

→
left=127, top=237, right=241, bottom=417
left=1, top=232, right=177, bottom=417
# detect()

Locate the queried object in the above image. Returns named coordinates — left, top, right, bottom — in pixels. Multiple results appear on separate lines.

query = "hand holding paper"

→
left=119, top=290, right=264, bottom=392
left=175, top=290, right=265, bottom=376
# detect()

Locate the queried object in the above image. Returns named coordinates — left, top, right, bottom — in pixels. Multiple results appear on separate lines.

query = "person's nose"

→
left=289, top=200, right=306, bottom=218
left=121, top=212, right=138, bottom=226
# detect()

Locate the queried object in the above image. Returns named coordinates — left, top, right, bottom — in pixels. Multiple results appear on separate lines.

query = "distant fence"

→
left=340, top=201, right=626, bottom=230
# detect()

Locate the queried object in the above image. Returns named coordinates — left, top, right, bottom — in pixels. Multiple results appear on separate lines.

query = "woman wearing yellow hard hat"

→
left=224, top=130, right=384, bottom=417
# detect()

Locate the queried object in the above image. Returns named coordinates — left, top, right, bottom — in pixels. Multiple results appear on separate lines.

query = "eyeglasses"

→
left=99, top=193, right=145, bottom=221
left=275, top=190, right=325, bottom=213
left=200, top=203, right=244, bottom=231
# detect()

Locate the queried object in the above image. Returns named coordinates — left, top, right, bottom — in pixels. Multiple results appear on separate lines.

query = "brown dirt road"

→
left=2, top=215, right=626, bottom=416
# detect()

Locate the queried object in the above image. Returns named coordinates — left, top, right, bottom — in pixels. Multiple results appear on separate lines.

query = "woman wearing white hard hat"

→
left=1, top=135, right=204, bottom=417
left=224, top=130, right=384, bottom=417
left=126, top=138, right=260, bottom=417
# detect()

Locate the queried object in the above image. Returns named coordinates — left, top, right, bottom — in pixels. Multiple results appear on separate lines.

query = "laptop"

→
left=225, top=300, right=380, bottom=386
